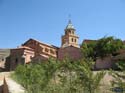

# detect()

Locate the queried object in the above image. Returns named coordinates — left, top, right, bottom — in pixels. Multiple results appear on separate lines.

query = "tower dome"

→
left=65, top=20, right=75, bottom=29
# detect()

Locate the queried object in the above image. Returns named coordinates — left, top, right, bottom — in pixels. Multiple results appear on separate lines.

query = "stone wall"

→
left=58, top=46, right=82, bottom=60
left=95, top=56, right=114, bottom=70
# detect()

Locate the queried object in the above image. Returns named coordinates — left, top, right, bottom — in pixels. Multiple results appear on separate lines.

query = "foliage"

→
left=110, top=62, right=125, bottom=90
left=74, top=59, right=105, bottom=93
left=112, top=60, right=125, bottom=70
left=81, top=36, right=124, bottom=59
left=81, top=41, right=96, bottom=60
left=96, top=36, right=124, bottom=58
left=12, top=58, right=60, bottom=93
left=12, top=58, right=105, bottom=93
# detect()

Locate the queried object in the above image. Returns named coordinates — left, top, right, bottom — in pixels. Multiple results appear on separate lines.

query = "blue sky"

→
left=0, top=0, right=125, bottom=48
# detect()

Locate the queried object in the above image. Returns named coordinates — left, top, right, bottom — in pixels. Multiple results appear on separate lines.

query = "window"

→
left=40, top=45, right=43, bottom=51
left=75, top=39, right=77, bottom=42
left=15, top=58, right=18, bottom=64
left=69, top=30, right=71, bottom=34
left=50, top=49, right=55, bottom=54
left=41, top=48, right=43, bottom=51
left=72, top=38, right=74, bottom=42
left=45, top=48, right=49, bottom=52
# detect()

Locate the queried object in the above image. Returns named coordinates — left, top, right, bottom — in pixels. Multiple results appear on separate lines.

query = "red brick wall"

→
left=11, top=49, right=24, bottom=56
left=58, top=46, right=82, bottom=60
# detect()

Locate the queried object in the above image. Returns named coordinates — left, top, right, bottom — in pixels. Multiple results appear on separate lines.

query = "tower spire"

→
left=66, top=18, right=75, bottom=29
left=68, top=19, right=72, bottom=24
left=68, top=14, right=72, bottom=24
left=61, top=19, right=79, bottom=48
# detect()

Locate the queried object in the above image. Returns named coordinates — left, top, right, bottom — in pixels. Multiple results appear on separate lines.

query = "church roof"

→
left=65, top=20, right=75, bottom=29
left=23, top=38, right=59, bottom=49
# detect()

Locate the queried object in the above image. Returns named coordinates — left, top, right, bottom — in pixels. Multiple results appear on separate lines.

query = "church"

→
left=3, top=20, right=82, bottom=70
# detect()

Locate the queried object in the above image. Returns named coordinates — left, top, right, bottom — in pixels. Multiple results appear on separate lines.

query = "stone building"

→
left=8, top=46, right=35, bottom=70
left=2, top=20, right=82, bottom=70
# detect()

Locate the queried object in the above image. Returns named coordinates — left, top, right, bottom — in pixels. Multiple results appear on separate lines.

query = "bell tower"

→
left=61, top=20, right=79, bottom=48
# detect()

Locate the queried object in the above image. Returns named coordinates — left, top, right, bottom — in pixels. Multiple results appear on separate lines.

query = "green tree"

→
left=74, top=59, right=105, bottom=93
left=81, top=41, right=96, bottom=60
left=81, top=36, right=124, bottom=60
left=96, top=36, right=124, bottom=58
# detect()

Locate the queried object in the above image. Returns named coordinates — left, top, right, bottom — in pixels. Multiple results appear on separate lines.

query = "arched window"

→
left=75, top=39, right=77, bottom=42
left=72, top=38, right=74, bottom=42
left=45, top=48, right=49, bottom=53
left=69, top=30, right=71, bottom=34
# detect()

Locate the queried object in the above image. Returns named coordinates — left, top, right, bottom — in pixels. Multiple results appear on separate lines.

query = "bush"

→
left=12, top=58, right=105, bottom=93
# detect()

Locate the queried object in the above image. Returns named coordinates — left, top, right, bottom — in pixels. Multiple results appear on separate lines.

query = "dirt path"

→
left=0, top=72, right=25, bottom=93
left=0, top=72, right=10, bottom=86
left=0, top=72, right=11, bottom=93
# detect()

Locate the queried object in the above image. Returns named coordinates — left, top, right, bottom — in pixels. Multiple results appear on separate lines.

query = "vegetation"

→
left=110, top=62, right=125, bottom=90
left=12, top=58, right=105, bottom=93
left=96, top=36, right=124, bottom=58
left=81, top=36, right=124, bottom=59
left=81, top=41, right=96, bottom=60
left=74, top=59, right=105, bottom=93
